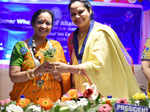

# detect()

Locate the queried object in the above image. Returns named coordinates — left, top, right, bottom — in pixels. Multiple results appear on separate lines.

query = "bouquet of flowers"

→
left=49, top=83, right=100, bottom=112
left=43, top=48, right=56, bottom=62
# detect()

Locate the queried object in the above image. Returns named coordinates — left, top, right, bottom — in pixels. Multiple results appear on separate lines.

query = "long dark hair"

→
left=31, top=9, right=54, bottom=27
left=68, top=0, right=93, bottom=19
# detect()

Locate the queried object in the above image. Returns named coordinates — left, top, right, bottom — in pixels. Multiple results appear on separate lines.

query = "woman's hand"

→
left=34, top=62, right=62, bottom=82
left=47, top=62, right=69, bottom=73
left=46, top=62, right=85, bottom=75
left=34, top=62, right=55, bottom=76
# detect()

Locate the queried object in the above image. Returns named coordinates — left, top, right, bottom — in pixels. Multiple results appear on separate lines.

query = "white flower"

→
left=26, top=105, right=41, bottom=112
left=101, top=97, right=107, bottom=102
left=148, top=101, right=150, bottom=108
left=59, top=100, right=78, bottom=111
left=6, top=104, right=23, bottom=112
left=83, top=83, right=99, bottom=100
left=55, top=99, right=61, bottom=105
left=77, top=98, right=88, bottom=107
left=90, top=84, right=99, bottom=100
left=134, top=100, right=140, bottom=106
left=0, top=106, right=4, bottom=111
left=57, top=97, right=89, bottom=111
left=64, top=100, right=78, bottom=111
left=83, top=83, right=90, bottom=89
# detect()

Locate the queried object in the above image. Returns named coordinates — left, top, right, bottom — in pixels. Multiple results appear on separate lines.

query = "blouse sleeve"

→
left=141, top=38, right=150, bottom=61
left=10, top=41, right=27, bottom=66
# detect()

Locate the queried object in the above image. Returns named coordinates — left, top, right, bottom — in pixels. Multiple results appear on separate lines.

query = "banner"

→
left=0, top=2, right=142, bottom=65
left=115, top=103, right=150, bottom=112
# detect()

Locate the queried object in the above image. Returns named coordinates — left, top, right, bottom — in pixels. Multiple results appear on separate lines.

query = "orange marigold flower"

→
left=61, top=96, right=72, bottom=102
left=16, top=98, right=30, bottom=108
left=67, top=89, right=78, bottom=99
left=106, top=100, right=112, bottom=106
left=37, top=98, right=53, bottom=110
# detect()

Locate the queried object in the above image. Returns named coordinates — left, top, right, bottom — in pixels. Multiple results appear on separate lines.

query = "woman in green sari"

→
left=9, top=9, right=71, bottom=103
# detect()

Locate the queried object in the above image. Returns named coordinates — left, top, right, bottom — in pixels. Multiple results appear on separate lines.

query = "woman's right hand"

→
left=48, top=62, right=69, bottom=73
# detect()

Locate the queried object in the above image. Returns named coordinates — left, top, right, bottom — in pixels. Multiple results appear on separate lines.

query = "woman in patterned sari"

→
left=47, top=0, right=141, bottom=98
left=9, top=9, right=71, bottom=103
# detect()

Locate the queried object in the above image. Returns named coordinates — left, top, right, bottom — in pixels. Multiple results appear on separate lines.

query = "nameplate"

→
left=114, top=103, right=150, bottom=112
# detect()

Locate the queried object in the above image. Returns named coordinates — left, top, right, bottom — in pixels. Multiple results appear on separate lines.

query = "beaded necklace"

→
left=28, top=37, right=53, bottom=88
left=28, top=38, right=41, bottom=67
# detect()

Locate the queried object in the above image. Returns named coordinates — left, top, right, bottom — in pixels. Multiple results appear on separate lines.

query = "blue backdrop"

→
left=0, top=2, right=142, bottom=64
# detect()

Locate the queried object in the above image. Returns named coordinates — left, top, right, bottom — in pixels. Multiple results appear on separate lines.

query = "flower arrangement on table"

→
left=1, top=83, right=150, bottom=112
left=49, top=84, right=150, bottom=112
left=0, top=95, right=53, bottom=112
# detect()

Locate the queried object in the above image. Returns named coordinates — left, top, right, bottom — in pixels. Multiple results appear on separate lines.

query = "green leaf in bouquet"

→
left=139, top=98, right=149, bottom=106
left=24, top=109, right=33, bottom=112
left=83, top=100, right=92, bottom=111
left=95, top=93, right=101, bottom=105
left=48, top=102, right=61, bottom=112
left=59, top=106, right=70, bottom=112
left=129, top=98, right=149, bottom=107
left=73, top=106, right=84, bottom=112
left=23, top=102, right=35, bottom=111
left=85, top=104, right=100, bottom=112
left=53, top=105, right=61, bottom=112
left=129, top=98, right=135, bottom=105
left=43, top=48, right=56, bottom=58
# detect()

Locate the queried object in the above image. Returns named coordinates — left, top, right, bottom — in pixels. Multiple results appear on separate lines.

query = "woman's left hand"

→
left=45, top=62, right=69, bottom=73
